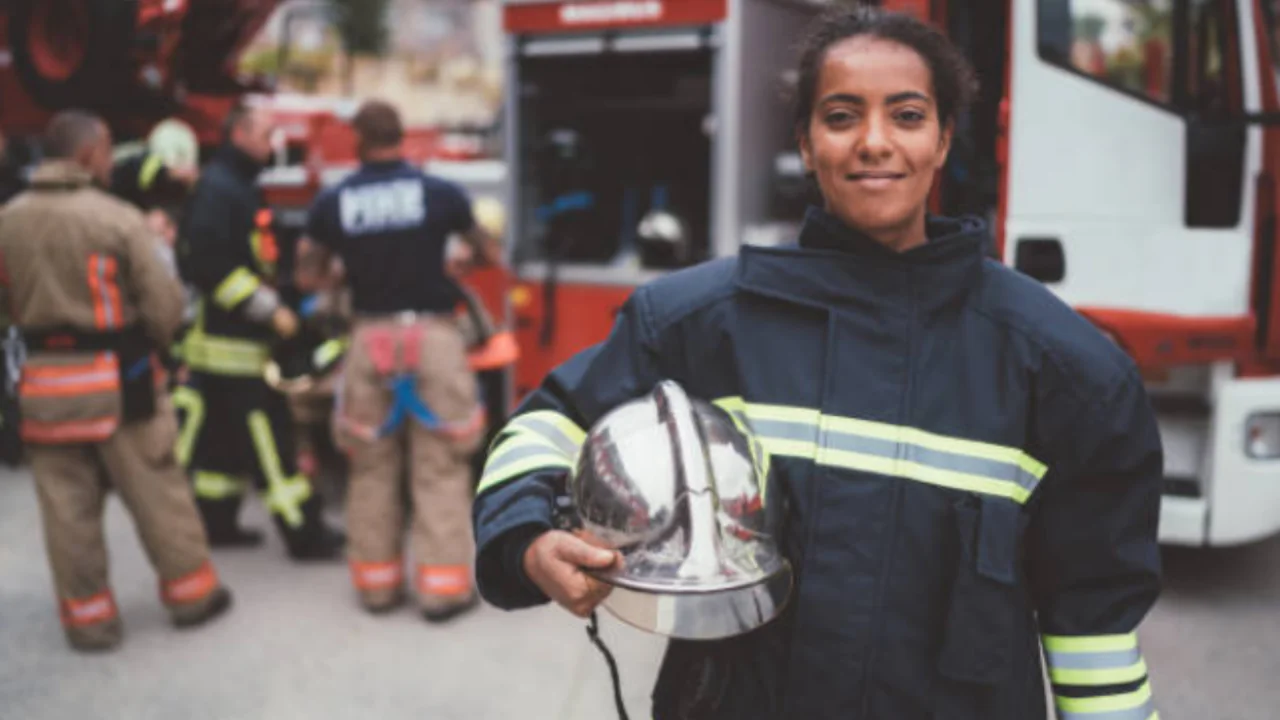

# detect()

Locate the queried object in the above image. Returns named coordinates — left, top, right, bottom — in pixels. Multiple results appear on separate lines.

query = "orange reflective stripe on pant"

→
left=417, top=565, right=471, bottom=597
left=351, top=559, right=404, bottom=591
left=22, top=415, right=119, bottom=443
left=161, top=561, right=219, bottom=604
left=59, top=591, right=117, bottom=627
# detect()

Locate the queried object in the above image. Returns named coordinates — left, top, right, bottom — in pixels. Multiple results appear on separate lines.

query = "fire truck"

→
left=491, top=0, right=1280, bottom=548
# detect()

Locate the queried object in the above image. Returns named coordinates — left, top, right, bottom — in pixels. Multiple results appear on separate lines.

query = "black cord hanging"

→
left=586, top=610, right=630, bottom=720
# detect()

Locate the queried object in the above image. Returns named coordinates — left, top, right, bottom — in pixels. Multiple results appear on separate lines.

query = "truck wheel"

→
left=7, top=0, right=132, bottom=110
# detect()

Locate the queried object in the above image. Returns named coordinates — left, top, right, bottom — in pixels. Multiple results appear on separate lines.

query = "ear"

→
left=935, top=118, right=954, bottom=171
left=797, top=125, right=814, bottom=174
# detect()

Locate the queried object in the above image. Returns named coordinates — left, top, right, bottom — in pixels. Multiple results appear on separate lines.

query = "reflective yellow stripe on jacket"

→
left=1044, top=633, right=1158, bottom=720
left=213, top=267, right=261, bottom=310
left=478, top=397, right=1049, bottom=504
left=181, top=299, right=269, bottom=376
left=182, top=328, right=270, bottom=376
left=478, top=411, right=587, bottom=493
left=714, top=397, right=1047, bottom=504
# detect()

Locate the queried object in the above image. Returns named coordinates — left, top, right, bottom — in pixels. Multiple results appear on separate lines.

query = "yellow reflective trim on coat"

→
left=1055, top=680, right=1153, bottom=715
left=712, top=396, right=1046, bottom=505
left=506, top=410, right=587, bottom=451
left=213, top=267, right=261, bottom=310
left=1043, top=633, right=1139, bottom=654
left=313, top=338, right=348, bottom=368
left=477, top=410, right=587, bottom=494
left=247, top=410, right=311, bottom=527
left=194, top=471, right=245, bottom=499
left=138, top=153, right=164, bottom=191
left=477, top=454, right=575, bottom=494
left=171, top=386, right=205, bottom=467
left=820, top=414, right=1047, bottom=479
left=182, top=330, right=270, bottom=376
left=1050, top=659, right=1148, bottom=688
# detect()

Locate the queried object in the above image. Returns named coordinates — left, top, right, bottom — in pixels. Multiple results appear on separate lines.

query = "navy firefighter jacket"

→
left=472, top=206, right=1163, bottom=720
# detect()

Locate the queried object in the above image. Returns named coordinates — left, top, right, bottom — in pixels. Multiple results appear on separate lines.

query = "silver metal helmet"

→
left=568, top=380, right=792, bottom=640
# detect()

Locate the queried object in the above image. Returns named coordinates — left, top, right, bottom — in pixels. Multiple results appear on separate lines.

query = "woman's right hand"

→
left=523, top=530, right=622, bottom=618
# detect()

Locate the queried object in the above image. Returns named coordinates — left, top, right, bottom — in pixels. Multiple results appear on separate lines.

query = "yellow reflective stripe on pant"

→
left=478, top=410, right=586, bottom=493
left=171, top=386, right=205, bottom=467
left=213, top=267, right=261, bottom=310
left=182, top=330, right=270, bottom=376
left=194, top=470, right=246, bottom=499
left=713, top=397, right=1048, bottom=504
left=247, top=410, right=312, bottom=528
left=1045, top=633, right=1156, bottom=720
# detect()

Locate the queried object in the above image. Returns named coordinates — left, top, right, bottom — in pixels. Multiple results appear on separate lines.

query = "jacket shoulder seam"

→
left=963, top=303, right=1130, bottom=406
left=645, top=283, right=737, bottom=337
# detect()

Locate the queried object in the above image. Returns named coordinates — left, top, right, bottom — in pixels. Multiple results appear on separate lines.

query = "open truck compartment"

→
left=514, top=40, right=714, bottom=269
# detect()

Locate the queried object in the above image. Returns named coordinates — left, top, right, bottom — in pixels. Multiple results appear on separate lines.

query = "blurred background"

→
left=4, top=0, right=1280, bottom=718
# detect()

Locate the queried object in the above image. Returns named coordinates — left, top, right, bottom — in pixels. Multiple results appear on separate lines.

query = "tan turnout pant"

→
left=28, top=396, right=223, bottom=647
left=336, top=315, right=484, bottom=613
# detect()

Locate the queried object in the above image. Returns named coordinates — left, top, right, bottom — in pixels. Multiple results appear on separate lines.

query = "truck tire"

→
left=7, top=0, right=134, bottom=110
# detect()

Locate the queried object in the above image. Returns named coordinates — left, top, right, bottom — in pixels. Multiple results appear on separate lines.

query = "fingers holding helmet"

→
left=523, top=529, right=622, bottom=618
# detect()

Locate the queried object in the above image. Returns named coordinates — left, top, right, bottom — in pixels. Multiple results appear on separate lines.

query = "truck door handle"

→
left=1014, top=237, right=1065, bottom=283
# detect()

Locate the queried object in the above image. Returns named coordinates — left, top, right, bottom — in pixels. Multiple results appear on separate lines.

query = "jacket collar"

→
left=215, top=144, right=265, bottom=180
left=736, top=206, right=988, bottom=314
left=29, top=160, right=94, bottom=190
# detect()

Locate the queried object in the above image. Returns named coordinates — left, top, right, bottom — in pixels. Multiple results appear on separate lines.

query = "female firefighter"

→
left=472, top=6, right=1163, bottom=720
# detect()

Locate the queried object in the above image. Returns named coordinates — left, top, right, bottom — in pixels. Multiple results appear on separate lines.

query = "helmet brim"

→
left=599, top=560, right=793, bottom=641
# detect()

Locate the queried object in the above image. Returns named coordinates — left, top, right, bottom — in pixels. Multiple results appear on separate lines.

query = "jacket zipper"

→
left=858, top=268, right=914, bottom=716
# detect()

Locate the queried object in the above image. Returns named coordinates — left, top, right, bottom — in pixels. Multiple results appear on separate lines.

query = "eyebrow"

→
left=819, top=91, right=932, bottom=105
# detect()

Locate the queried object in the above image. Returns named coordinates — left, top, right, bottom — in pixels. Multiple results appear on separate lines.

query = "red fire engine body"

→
left=491, top=0, right=1280, bottom=549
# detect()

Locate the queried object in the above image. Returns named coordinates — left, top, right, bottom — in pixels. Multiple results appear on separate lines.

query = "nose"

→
left=856, top=113, right=893, bottom=162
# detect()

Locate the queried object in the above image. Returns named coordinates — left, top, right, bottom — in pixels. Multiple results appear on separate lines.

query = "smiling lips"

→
left=847, top=170, right=907, bottom=190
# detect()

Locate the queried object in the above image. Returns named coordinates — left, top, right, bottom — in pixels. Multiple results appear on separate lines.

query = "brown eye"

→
left=896, top=109, right=926, bottom=124
left=824, top=110, right=856, bottom=127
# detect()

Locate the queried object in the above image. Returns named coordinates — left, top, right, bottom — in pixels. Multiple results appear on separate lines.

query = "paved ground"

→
left=0, top=465, right=1275, bottom=719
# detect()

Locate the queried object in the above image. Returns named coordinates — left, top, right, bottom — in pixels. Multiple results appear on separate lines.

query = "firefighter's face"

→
left=85, top=123, right=114, bottom=187
left=799, top=36, right=952, bottom=251
left=235, top=109, right=276, bottom=165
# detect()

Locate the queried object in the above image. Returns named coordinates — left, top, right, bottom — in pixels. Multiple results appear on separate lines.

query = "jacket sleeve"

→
left=1028, top=369, right=1163, bottom=720
left=179, top=183, right=279, bottom=324
left=473, top=289, right=666, bottom=609
left=120, top=209, right=185, bottom=348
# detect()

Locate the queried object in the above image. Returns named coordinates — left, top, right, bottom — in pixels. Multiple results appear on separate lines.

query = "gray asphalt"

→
left=0, top=465, right=1275, bottom=719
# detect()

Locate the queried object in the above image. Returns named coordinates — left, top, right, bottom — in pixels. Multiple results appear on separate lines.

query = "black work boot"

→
left=288, top=525, right=346, bottom=561
left=198, top=497, right=263, bottom=548
left=280, top=495, right=346, bottom=561
left=208, top=527, right=264, bottom=549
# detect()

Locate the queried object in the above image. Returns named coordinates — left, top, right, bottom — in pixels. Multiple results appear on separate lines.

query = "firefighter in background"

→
left=474, top=7, right=1163, bottom=719
left=0, top=111, right=232, bottom=652
left=302, top=100, right=501, bottom=619
left=110, top=118, right=200, bottom=213
left=175, top=104, right=344, bottom=559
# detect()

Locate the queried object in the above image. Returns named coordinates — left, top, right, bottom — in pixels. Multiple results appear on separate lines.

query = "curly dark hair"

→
left=792, top=5, right=979, bottom=137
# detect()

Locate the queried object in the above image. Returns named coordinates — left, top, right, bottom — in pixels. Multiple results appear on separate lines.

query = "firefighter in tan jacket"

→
left=0, top=111, right=233, bottom=652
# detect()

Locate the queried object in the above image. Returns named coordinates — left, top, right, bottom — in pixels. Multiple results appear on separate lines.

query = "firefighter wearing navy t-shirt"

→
left=304, top=101, right=502, bottom=620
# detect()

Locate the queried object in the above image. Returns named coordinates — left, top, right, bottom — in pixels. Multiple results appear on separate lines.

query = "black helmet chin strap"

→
left=587, top=611, right=631, bottom=720
left=554, top=476, right=631, bottom=720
